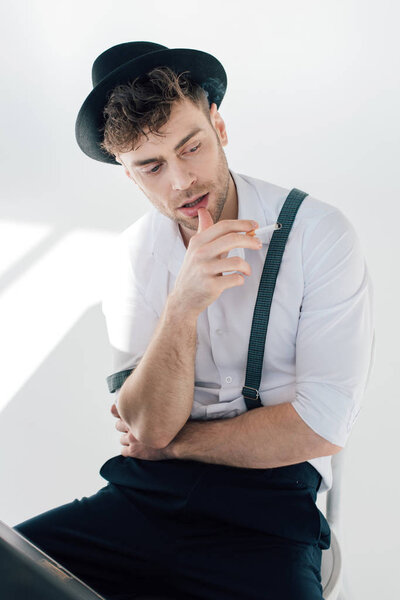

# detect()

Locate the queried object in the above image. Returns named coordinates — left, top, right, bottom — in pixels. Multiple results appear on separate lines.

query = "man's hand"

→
left=111, top=403, right=172, bottom=460
left=170, top=208, right=261, bottom=319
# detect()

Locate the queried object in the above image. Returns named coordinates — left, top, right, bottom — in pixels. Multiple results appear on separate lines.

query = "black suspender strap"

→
left=241, top=188, right=308, bottom=410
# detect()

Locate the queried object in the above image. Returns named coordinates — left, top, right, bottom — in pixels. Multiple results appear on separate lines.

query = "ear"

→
left=124, top=169, right=135, bottom=182
left=209, top=102, right=228, bottom=147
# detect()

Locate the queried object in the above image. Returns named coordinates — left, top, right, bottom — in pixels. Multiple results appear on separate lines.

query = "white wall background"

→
left=0, top=1, right=398, bottom=598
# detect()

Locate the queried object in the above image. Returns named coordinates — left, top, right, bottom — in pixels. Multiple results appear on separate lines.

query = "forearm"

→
left=168, top=402, right=342, bottom=468
left=118, top=293, right=198, bottom=448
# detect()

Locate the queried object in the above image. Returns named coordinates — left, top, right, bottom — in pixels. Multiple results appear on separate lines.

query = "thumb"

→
left=197, top=207, right=214, bottom=234
left=110, top=403, right=120, bottom=419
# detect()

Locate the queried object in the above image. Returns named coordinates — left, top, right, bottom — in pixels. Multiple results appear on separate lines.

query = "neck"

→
left=220, top=172, right=238, bottom=221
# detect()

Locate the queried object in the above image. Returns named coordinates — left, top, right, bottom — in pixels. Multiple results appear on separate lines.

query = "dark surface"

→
left=0, top=519, right=104, bottom=599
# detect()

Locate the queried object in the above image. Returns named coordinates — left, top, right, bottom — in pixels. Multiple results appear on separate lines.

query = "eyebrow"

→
left=130, top=127, right=205, bottom=167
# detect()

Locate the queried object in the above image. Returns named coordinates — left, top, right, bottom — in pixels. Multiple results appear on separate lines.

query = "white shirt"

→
left=101, top=170, right=375, bottom=493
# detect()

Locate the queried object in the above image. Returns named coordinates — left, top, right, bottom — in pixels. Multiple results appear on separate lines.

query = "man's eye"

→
left=187, top=144, right=201, bottom=153
left=146, top=164, right=161, bottom=174
left=143, top=144, right=201, bottom=175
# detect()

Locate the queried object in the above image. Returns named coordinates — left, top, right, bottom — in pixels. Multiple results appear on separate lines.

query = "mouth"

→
left=178, top=193, right=209, bottom=216
left=179, top=193, right=208, bottom=208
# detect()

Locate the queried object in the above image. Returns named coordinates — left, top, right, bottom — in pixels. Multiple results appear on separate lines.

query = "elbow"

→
left=290, top=402, right=344, bottom=457
left=327, top=442, right=344, bottom=455
left=317, top=438, right=344, bottom=457
left=130, top=420, right=179, bottom=449
left=118, top=389, right=188, bottom=449
left=302, top=420, right=344, bottom=458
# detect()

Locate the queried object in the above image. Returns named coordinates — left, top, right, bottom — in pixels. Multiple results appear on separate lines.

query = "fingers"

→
left=193, top=211, right=258, bottom=246
left=110, top=403, right=120, bottom=418
left=214, top=271, right=245, bottom=290
left=197, top=207, right=214, bottom=233
left=214, top=256, right=252, bottom=277
left=218, top=250, right=229, bottom=260
left=113, top=412, right=131, bottom=454
left=115, top=418, right=129, bottom=433
left=206, top=231, right=262, bottom=260
left=120, top=433, right=129, bottom=446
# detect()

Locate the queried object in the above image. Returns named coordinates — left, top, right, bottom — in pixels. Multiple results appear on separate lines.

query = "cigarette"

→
left=246, top=223, right=281, bottom=237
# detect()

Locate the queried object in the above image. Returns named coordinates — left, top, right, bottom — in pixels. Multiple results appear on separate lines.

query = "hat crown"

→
left=91, top=41, right=168, bottom=87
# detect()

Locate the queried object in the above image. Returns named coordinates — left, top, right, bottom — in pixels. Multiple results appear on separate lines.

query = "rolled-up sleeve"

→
left=101, top=233, right=159, bottom=402
left=292, top=208, right=375, bottom=447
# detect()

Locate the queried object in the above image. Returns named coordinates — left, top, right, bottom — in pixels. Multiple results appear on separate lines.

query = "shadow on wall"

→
left=0, top=303, right=121, bottom=526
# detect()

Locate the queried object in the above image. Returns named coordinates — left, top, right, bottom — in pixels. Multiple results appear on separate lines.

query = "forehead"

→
left=134, top=98, right=208, bottom=152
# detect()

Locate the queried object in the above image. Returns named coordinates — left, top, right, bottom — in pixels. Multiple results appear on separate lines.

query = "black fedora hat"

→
left=75, top=41, right=227, bottom=165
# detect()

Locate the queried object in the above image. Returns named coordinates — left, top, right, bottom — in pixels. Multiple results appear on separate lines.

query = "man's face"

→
left=116, top=97, right=236, bottom=243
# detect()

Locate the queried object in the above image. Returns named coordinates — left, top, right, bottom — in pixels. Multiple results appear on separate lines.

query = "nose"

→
left=170, top=161, right=197, bottom=191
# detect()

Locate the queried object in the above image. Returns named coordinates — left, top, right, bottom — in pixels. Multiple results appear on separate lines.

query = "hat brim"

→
left=75, top=48, right=227, bottom=165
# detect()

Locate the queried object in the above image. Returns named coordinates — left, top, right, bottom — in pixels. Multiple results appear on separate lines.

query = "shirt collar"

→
left=153, top=169, right=268, bottom=277
left=234, top=169, right=266, bottom=227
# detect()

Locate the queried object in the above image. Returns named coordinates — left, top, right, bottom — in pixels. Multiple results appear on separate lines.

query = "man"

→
left=14, top=42, right=375, bottom=600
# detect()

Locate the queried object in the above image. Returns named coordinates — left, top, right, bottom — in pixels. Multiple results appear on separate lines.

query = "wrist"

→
left=163, top=438, right=180, bottom=459
left=161, top=420, right=204, bottom=461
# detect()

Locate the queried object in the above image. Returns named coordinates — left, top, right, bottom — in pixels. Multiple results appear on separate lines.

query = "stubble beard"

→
left=175, top=144, right=231, bottom=232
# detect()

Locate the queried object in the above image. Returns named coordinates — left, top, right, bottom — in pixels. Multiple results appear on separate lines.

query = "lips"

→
left=178, top=193, right=209, bottom=216
left=179, top=193, right=208, bottom=208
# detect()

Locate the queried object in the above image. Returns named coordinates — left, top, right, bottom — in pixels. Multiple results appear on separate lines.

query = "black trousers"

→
left=14, top=456, right=331, bottom=600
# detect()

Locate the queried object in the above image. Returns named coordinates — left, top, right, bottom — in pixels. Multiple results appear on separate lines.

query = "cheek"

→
left=133, top=172, right=147, bottom=191
left=196, top=149, right=219, bottom=172
left=131, top=168, right=155, bottom=191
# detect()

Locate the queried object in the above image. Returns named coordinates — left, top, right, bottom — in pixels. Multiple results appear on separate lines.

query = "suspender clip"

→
left=242, top=386, right=260, bottom=400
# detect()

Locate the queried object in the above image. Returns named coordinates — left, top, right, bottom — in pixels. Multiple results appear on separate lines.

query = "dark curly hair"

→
left=100, top=66, right=212, bottom=160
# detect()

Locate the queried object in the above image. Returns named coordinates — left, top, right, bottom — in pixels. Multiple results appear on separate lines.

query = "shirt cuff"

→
left=106, top=368, right=134, bottom=394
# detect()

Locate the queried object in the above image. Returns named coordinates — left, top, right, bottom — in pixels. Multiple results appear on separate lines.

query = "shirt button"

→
left=216, top=329, right=223, bottom=335
left=225, top=376, right=232, bottom=384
